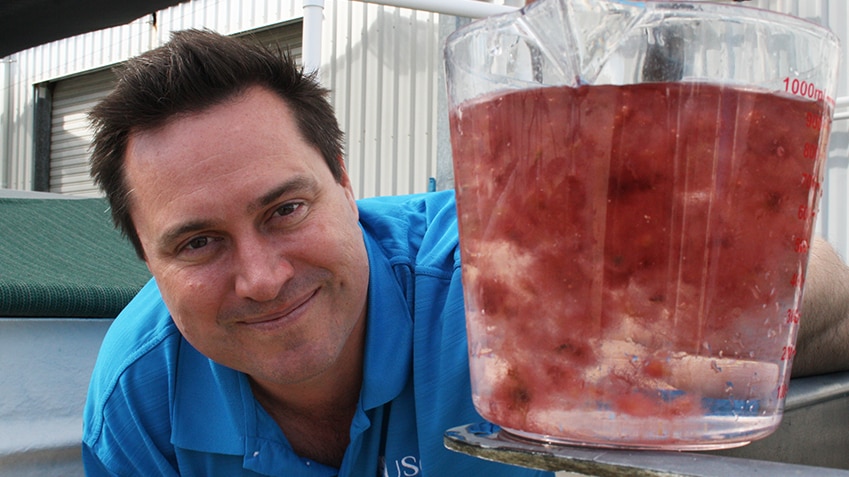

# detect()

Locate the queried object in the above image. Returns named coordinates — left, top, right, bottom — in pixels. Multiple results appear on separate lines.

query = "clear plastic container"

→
left=445, top=0, right=840, bottom=450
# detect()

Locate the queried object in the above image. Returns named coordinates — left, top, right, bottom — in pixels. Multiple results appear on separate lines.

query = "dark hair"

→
left=89, top=29, right=345, bottom=259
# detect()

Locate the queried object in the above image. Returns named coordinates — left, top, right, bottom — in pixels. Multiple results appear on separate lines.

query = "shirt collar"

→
left=359, top=229, right=414, bottom=410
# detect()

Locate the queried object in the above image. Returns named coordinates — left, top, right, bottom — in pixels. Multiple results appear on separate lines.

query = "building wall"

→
left=320, top=1, right=442, bottom=197
left=0, top=0, right=445, bottom=201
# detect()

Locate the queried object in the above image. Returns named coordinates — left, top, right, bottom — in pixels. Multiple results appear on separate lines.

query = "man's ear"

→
left=335, top=155, right=358, bottom=214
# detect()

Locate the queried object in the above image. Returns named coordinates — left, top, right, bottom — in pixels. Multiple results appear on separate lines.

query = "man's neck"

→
left=252, top=360, right=363, bottom=421
left=253, top=379, right=361, bottom=468
left=249, top=314, right=366, bottom=467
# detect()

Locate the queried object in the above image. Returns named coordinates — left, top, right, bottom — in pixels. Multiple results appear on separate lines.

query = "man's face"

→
left=124, top=86, right=369, bottom=387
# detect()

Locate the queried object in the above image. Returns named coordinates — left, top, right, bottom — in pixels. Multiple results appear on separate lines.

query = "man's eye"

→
left=274, top=202, right=302, bottom=217
left=186, top=236, right=210, bottom=250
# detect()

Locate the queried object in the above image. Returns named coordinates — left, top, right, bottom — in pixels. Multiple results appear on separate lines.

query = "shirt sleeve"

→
left=82, top=346, right=181, bottom=476
left=82, top=440, right=178, bottom=477
left=82, top=280, right=182, bottom=476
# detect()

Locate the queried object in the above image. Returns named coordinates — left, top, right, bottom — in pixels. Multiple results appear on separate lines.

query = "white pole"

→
left=351, top=0, right=517, bottom=18
left=0, top=57, right=12, bottom=188
left=302, top=0, right=325, bottom=74
left=835, top=96, right=849, bottom=121
left=301, top=0, right=517, bottom=75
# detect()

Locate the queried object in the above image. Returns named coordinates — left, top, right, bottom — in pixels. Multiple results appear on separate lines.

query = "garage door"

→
left=49, top=69, right=116, bottom=196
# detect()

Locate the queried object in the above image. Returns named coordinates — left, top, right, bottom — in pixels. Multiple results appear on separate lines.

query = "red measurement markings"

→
left=786, top=308, right=801, bottom=324
left=802, top=142, right=818, bottom=160
left=797, top=204, right=816, bottom=221
left=794, top=237, right=809, bottom=254
left=801, top=172, right=821, bottom=190
left=781, top=345, right=797, bottom=361
left=790, top=272, right=805, bottom=287
left=785, top=77, right=826, bottom=102
left=805, top=112, right=823, bottom=131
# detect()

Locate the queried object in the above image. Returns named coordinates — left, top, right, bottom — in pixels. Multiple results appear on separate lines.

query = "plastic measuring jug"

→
left=445, top=0, right=840, bottom=450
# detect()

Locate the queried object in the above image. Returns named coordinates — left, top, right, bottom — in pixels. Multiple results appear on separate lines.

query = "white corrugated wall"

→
left=321, top=0, right=441, bottom=197
left=0, top=0, right=305, bottom=195
left=0, top=0, right=444, bottom=200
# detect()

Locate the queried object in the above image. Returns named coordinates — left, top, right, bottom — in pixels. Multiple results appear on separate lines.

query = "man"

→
left=82, top=29, right=849, bottom=476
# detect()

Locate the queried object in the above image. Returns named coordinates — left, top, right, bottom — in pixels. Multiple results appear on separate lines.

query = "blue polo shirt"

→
left=82, top=190, right=550, bottom=477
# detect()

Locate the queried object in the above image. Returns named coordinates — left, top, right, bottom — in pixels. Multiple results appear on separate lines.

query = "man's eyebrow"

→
left=159, top=219, right=217, bottom=250
left=248, top=176, right=317, bottom=214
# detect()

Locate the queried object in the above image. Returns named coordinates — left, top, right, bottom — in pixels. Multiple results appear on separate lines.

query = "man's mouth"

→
left=238, top=289, right=318, bottom=329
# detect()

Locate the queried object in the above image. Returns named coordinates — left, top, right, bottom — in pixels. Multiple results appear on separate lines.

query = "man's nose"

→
left=234, top=237, right=294, bottom=302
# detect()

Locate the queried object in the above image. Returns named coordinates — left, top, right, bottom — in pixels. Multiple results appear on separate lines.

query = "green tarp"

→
left=0, top=197, right=151, bottom=317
